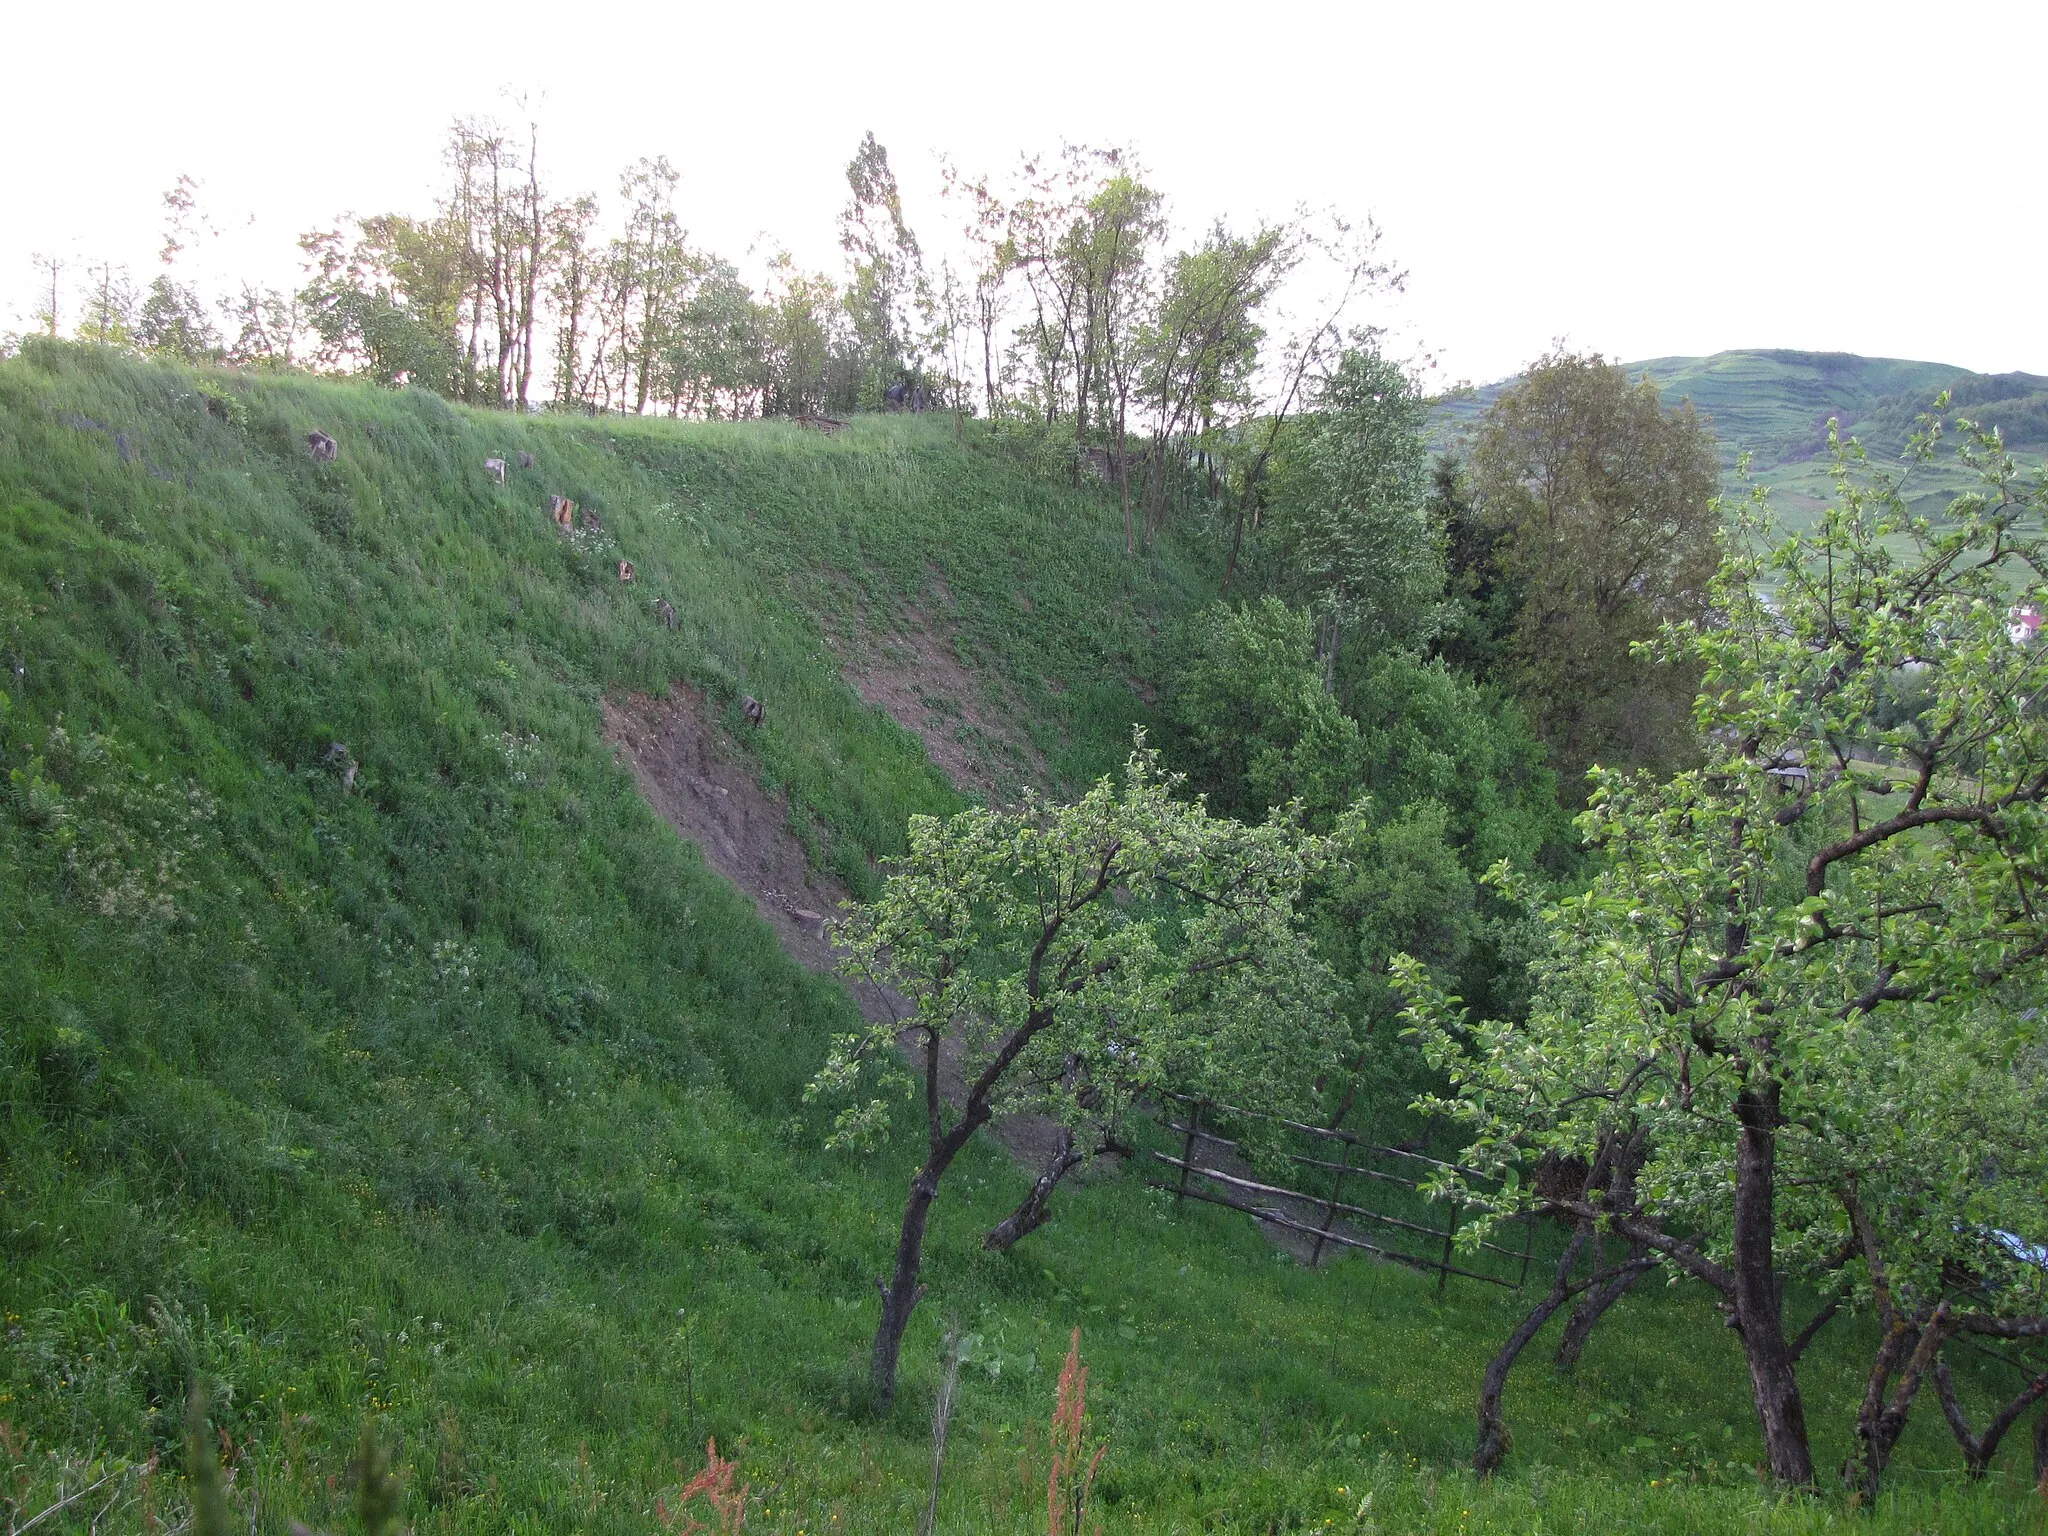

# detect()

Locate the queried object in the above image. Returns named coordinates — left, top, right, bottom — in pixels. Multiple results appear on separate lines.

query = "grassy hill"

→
left=1433, top=348, right=2048, bottom=524
left=1, top=343, right=2039, bottom=1533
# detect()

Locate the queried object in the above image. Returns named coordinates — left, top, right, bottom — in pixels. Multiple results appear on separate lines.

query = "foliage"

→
left=839, top=132, right=927, bottom=409
left=1134, top=223, right=1289, bottom=539
left=821, top=742, right=1338, bottom=1148
left=1428, top=452, right=1520, bottom=681
left=1468, top=349, right=1720, bottom=785
left=1161, top=596, right=1563, bottom=1128
left=1403, top=402, right=2048, bottom=1487
left=1267, top=341, right=1444, bottom=660
left=1334, top=648, right=1566, bottom=875
left=1162, top=597, right=1362, bottom=826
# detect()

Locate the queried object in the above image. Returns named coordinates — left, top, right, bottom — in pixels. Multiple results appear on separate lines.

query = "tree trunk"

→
left=1555, top=1257, right=1650, bottom=1369
left=1854, top=1306, right=1949, bottom=1497
left=2035, top=1401, right=2048, bottom=1494
left=1731, top=1086, right=1815, bottom=1484
left=518, top=129, right=541, bottom=412
left=1119, top=456, right=1134, bottom=557
left=984, top=1129, right=1087, bottom=1252
left=1933, top=1356, right=2048, bottom=1478
left=1475, top=1223, right=1594, bottom=1475
left=872, top=1163, right=940, bottom=1404
left=1222, top=503, right=1247, bottom=594
left=1555, top=1141, right=1648, bottom=1369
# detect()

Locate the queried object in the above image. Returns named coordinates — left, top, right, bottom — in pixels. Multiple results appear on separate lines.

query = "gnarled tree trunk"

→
left=1554, top=1139, right=1649, bottom=1370
left=1731, top=1085, right=1815, bottom=1485
left=1554, top=1253, right=1650, bottom=1370
left=1933, top=1355, right=2048, bottom=1479
left=1476, top=1222, right=1592, bottom=1475
left=984, top=1129, right=1088, bottom=1253
left=1853, top=1305, right=1950, bottom=1497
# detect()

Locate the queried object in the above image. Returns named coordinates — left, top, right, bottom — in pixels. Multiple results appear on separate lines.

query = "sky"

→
left=5, top=0, right=2043, bottom=387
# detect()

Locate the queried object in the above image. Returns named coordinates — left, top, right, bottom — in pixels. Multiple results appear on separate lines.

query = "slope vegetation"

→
left=0, top=344, right=2035, bottom=1533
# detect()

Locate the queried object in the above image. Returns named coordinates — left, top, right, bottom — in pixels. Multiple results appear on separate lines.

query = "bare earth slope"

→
left=602, top=683, right=1083, bottom=1178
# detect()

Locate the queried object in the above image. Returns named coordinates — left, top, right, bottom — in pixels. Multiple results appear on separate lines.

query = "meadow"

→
left=1, top=343, right=2042, bottom=1532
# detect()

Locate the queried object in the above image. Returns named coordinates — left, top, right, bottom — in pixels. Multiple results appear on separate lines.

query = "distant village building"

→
left=2009, top=603, right=2044, bottom=645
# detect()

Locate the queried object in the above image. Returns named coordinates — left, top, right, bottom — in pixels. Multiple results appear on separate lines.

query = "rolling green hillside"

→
left=1433, top=348, right=2048, bottom=523
left=1, top=344, right=2039, bottom=1533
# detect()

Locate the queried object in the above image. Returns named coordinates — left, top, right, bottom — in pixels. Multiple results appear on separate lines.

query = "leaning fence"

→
left=1145, top=1092, right=1537, bottom=1292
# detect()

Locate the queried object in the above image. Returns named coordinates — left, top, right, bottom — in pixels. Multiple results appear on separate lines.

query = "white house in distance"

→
left=2009, top=603, right=2044, bottom=646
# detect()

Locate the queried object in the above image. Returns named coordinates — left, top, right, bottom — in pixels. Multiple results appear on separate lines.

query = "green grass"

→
left=2, top=343, right=2043, bottom=1533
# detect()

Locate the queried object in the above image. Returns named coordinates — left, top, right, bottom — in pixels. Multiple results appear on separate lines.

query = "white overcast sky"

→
left=5, top=0, right=2042, bottom=386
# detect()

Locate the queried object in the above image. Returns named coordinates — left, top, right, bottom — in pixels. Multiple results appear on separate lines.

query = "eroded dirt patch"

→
left=602, top=684, right=1078, bottom=1182
left=835, top=603, right=1047, bottom=803
left=602, top=685, right=849, bottom=976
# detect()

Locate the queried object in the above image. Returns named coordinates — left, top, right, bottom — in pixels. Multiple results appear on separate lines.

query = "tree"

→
left=927, top=260, right=978, bottom=440
left=219, top=282, right=300, bottom=369
left=1165, top=598, right=1562, bottom=1132
left=938, top=162, right=1014, bottom=417
left=811, top=742, right=1339, bottom=1404
left=157, top=173, right=208, bottom=267
left=1137, top=223, right=1289, bottom=540
left=297, top=225, right=460, bottom=389
left=1428, top=453, right=1521, bottom=682
left=28, top=252, right=67, bottom=337
left=759, top=256, right=842, bottom=418
left=546, top=194, right=600, bottom=406
left=656, top=256, right=767, bottom=418
left=1401, top=406, right=2048, bottom=1487
left=1004, top=151, right=1091, bottom=428
left=136, top=276, right=218, bottom=361
left=1470, top=350, right=1720, bottom=786
left=1216, top=216, right=1406, bottom=594
left=605, top=156, right=690, bottom=415
left=440, top=113, right=555, bottom=410
left=839, top=132, right=924, bottom=408
left=1269, top=341, right=1445, bottom=671
left=1073, top=168, right=1165, bottom=551
left=75, top=260, right=135, bottom=349
left=1164, top=598, right=1363, bottom=826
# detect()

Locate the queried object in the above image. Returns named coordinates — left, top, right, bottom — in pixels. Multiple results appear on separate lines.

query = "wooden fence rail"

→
left=1149, top=1093, right=1536, bottom=1292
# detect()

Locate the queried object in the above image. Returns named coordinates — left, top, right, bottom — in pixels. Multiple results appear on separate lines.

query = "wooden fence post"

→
left=1310, top=1137, right=1354, bottom=1267
left=1437, top=1200, right=1461, bottom=1299
left=1174, top=1100, right=1202, bottom=1208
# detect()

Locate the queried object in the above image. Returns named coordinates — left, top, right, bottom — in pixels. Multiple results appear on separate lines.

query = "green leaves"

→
left=812, top=737, right=1342, bottom=1151
left=1403, top=396, right=2048, bottom=1305
left=1269, top=343, right=1445, bottom=656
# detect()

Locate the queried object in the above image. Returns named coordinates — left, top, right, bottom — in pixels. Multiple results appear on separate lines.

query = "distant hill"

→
left=1432, top=349, right=2048, bottom=522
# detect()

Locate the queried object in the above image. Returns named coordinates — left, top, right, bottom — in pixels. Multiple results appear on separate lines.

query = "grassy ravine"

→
left=0, top=345, right=2039, bottom=1534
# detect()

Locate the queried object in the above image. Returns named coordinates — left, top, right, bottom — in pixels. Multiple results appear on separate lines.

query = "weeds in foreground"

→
left=1049, top=1330, right=1106, bottom=1536
left=921, top=1319, right=965, bottom=1536
left=658, top=1440, right=749, bottom=1535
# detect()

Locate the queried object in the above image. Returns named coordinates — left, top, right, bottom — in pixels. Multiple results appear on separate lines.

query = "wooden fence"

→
left=1146, top=1093, right=1536, bottom=1292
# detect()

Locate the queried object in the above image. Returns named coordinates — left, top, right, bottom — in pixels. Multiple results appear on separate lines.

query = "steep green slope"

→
left=0, top=345, right=2035, bottom=1533
left=1433, top=348, right=2048, bottom=524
